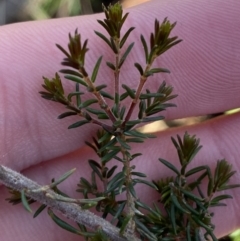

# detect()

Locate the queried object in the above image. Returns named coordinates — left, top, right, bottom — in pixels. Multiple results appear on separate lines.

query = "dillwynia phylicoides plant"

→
left=1, top=3, right=240, bottom=241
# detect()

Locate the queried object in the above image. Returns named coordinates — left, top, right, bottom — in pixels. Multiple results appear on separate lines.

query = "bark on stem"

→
left=0, top=165, right=140, bottom=241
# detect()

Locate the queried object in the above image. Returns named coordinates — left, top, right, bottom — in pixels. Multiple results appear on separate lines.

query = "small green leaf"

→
left=39, top=91, right=54, bottom=100
left=120, top=91, right=129, bottom=101
left=94, top=31, right=112, bottom=49
left=75, top=83, right=81, bottom=106
left=68, top=120, right=89, bottom=129
left=188, top=146, right=203, bottom=165
left=112, top=103, right=118, bottom=118
left=120, top=11, right=129, bottom=29
left=64, top=75, right=87, bottom=87
left=110, top=37, right=118, bottom=54
left=191, top=215, right=213, bottom=232
left=48, top=209, right=81, bottom=235
left=170, top=204, right=177, bottom=235
left=179, top=188, right=203, bottom=202
left=91, top=56, right=103, bottom=83
left=98, top=137, right=117, bottom=153
left=207, top=231, right=218, bottom=241
left=186, top=166, right=208, bottom=177
left=142, top=116, right=164, bottom=122
left=125, top=119, right=141, bottom=126
left=148, top=68, right=170, bottom=74
left=159, top=158, right=180, bottom=175
left=140, top=34, right=148, bottom=63
left=106, top=165, right=118, bottom=178
left=98, top=131, right=112, bottom=143
left=133, top=179, right=157, bottom=189
left=79, top=197, right=105, bottom=204
left=138, top=100, right=146, bottom=119
left=116, top=136, right=131, bottom=150
left=52, top=185, right=69, bottom=198
left=88, top=160, right=102, bottom=180
left=96, top=84, right=107, bottom=91
left=171, top=192, right=190, bottom=214
left=186, top=222, right=191, bottom=241
left=217, top=184, right=240, bottom=191
left=60, top=69, right=82, bottom=78
left=115, top=92, right=119, bottom=105
left=49, top=168, right=76, bottom=188
left=84, top=112, right=92, bottom=121
left=161, top=189, right=171, bottom=205
left=122, top=84, right=135, bottom=99
left=131, top=153, right=142, bottom=160
left=134, top=218, right=156, bottom=240
left=125, top=130, right=155, bottom=138
left=119, top=42, right=134, bottom=68
left=196, top=183, right=205, bottom=198
left=101, top=149, right=121, bottom=164
left=58, top=112, right=77, bottom=119
left=107, top=177, right=125, bottom=193
left=112, top=201, right=126, bottom=222
left=107, top=172, right=125, bottom=191
left=56, top=44, right=71, bottom=58
left=183, top=201, right=200, bottom=216
left=99, top=90, right=114, bottom=100
left=81, top=99, right=98, bottom=108
left=106, top=61, right=116, bottom=71
left=21, top=190, right=32, bottom=213
left=97, top=20, right=112, bottom=37
left=135, top=200, right=152, bottom=212
left=211, top=194, right=232, bottom=204
left=134, top=62, right=144, bottom=75
left=131, top=172, right=147, bottom=177
left=209, top=203, right=227, bottom=207
left=76, top=223, right=87, bottom=234
left=207, top=177, right=214, bottom=196
left=67, top=92, right=84, bottom=102
left=120, top=27, right=135, bottom=48
left=120, top=106, right=126, bottom=119
left=79, top=177, right=92, bottom=189
left=33, top=204, right=47, bottom=218
left=86, top=107, right=105, bottom=115
left=117, top=178, right=126, bottom=194
left=129, top=181, right=137, bottom=198
left=140, top=92, right=165, bottom=99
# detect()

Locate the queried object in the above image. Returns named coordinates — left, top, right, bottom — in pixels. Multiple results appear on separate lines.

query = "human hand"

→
left=0, top=0, right=240, bottom=240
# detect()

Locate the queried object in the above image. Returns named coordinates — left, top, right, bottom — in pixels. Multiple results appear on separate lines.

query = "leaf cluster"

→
left=135, top=18, right=182, bottom=76
left=138, top=132, right=240, bottom=241
left=39, top=6, right=180, bottom=136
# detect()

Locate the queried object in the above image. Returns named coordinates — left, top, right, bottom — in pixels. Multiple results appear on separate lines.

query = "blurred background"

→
left=0, top=0, right=113, bottom=24
left=0, top=0, right=239, bottom=240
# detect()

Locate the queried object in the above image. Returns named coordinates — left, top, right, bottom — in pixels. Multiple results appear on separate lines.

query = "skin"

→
left=0, top=0, right=240, bottom=240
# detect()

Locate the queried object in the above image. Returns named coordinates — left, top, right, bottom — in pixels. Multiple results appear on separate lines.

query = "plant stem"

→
left=80, top=67, right=117, bottom=123
left=114, top=38, right=121, bottom=117
left=124, top=76, right=147, bottom=123
left=120, top=135, right=136, bottom=235
left=124, top=63, right=152, bottom=124
left=0, top=165, right=141, bottom=241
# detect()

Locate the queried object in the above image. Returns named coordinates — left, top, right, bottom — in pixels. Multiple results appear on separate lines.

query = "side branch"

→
left=0, top=165, right=140, bottom=241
